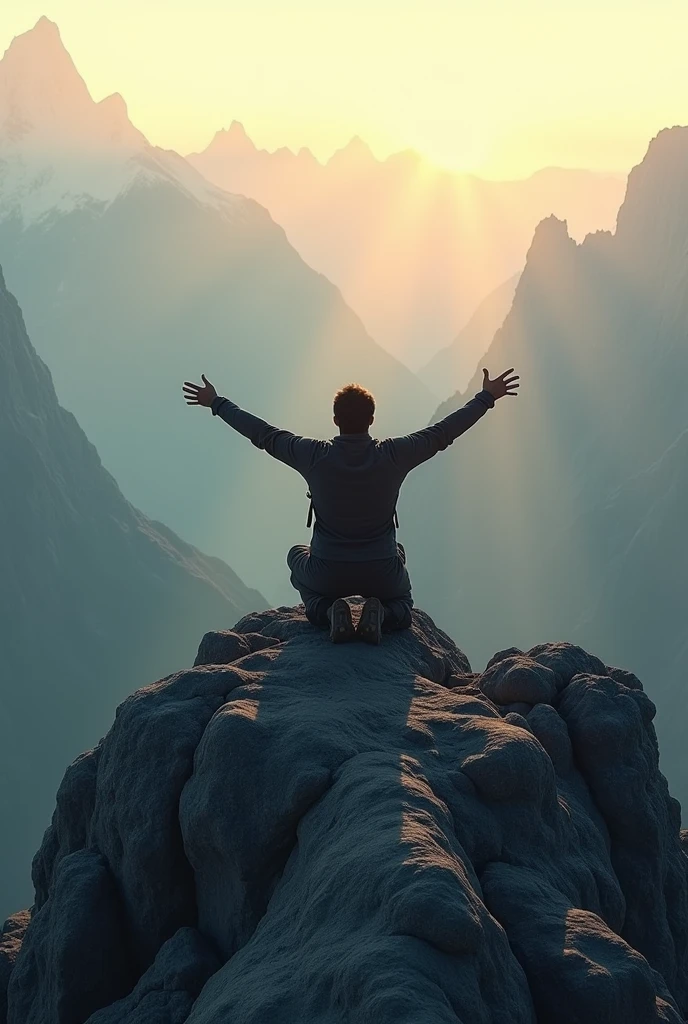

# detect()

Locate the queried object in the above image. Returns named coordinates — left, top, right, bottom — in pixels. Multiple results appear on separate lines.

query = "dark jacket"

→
left=211, top=390, right=495, bottom=561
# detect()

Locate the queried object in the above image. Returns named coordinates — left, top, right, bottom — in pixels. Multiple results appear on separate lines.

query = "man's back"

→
left=304, top=434, right=406, bottom=561
left=207, top=387, right=497, bottom=560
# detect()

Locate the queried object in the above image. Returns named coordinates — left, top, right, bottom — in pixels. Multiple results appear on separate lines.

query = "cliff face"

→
left=2, top=605, right=686, bottom=1023
left=403, top=127, right=688, bottom=808
left=0, top=266, right=264, bottom=917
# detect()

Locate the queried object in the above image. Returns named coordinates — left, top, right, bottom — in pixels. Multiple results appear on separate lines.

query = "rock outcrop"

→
left=2, top=605, right=687, bottom=1023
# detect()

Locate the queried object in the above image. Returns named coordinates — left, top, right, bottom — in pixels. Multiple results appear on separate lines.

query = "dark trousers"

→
left=287, top=544, right=413, bottom=631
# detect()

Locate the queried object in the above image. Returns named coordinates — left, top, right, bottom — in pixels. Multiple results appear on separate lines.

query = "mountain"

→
left=400, top=126, right=688, bottom=807
left=0, top=265, right=264, bottom=919
left=0, top=16, right=222, bottom=221
left=2, top=606, right=687, bottom=1021
left=549, top=428, right=688, bottom=786
left=189, top=122, right=626, bottom=369
left=418, top=273, right=520, bottom=398
left=0, top=19, right=434, bottom=602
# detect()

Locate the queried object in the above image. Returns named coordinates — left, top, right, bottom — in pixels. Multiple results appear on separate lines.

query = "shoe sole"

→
left=356, top=598, right=383, bottom=645
left=329, top=599, right=355, bottom=643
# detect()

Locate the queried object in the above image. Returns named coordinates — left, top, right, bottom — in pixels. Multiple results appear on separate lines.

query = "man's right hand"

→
left=482, top=367, right=520, bottom=401
left=182, top=374, right=217, bottom=408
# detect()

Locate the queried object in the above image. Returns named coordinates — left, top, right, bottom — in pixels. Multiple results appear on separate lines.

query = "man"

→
left=182, top=367, right=519, bottom=644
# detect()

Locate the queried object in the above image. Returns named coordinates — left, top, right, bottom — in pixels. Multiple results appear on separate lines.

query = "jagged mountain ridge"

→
left=0, top=19, right=435, bottom=602
left=1, top=605, right=686, bottom=1022
left=0, top=17, right=236, bottom=222
left=189, top=120, right=626, bottom=367
left=401, top=125, right=688, bottom=808
left=0, top=266, right=264, bottom=918
left=418, top=272, right=520, bottom=398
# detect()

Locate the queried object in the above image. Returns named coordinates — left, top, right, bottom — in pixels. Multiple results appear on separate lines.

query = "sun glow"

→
left=4, top=0, right=688, bottom=178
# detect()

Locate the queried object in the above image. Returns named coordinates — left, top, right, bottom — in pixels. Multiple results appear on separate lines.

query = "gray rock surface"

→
left=3, top=607, right=687, bottom=1023
left=7, top=851, right=134, bottom=1024
left=193, top=630, right=279, bottom=667
left=85, top=929, right=220, bottom=1024
left=480, top=655, right=559, bottom=705
left=0, top=913, right=28, bottom=1024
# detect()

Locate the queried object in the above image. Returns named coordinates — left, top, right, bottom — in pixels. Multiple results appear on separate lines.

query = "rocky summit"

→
left=1, top=605, right=687, bottom=1023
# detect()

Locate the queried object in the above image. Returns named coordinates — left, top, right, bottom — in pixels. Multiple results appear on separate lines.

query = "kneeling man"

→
left=182, top=368, right=519, bottom=643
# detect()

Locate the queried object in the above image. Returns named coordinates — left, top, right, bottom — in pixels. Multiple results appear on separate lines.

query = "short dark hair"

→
left=333, top=383, right=375, bottom=433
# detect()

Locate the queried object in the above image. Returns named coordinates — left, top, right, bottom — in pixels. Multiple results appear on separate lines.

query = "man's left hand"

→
left=182, top=374, right=217, bottom=408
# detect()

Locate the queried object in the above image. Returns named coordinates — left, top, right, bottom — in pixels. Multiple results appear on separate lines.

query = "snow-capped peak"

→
left=0, top=19, right=241, bottom=225
left=0, top=18, right=99, bottom=143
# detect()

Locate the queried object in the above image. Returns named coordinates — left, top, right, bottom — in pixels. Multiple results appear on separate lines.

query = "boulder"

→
left=193, top=630, right=280, bottom=667
left=526, top=641, right=609, bottom=690
left=479, top=655, right=559, bottom=706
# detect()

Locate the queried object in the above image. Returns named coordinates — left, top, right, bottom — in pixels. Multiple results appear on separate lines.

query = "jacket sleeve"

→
left=389, top=389, right=495, bottom=473
left=211, top=396, right=323, bottom=474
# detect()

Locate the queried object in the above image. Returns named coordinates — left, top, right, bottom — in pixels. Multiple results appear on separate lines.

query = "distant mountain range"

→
left=418, top=274, right=520, bottom=398
left=189, top=121, right=626, bottom=370
left=0, top=18, right=434, bottom=602
left=0, top=264, right=264, bottom=918
left=400, top=125, right=688, bottom=808
left=2, top=15, right=685, bottom=831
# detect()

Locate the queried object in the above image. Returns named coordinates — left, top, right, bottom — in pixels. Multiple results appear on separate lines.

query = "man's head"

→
left=333, top=383, right=375, bottom=434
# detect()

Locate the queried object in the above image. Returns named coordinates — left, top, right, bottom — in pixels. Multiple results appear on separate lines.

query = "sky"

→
left=3, top=0, right=688, bottom=177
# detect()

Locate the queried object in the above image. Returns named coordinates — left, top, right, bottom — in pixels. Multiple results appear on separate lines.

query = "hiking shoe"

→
left=356, top=597, right=384, bottom=645
left=328, top=599, right=355, bottom=643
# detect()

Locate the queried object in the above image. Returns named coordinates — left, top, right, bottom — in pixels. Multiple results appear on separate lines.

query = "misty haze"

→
left=1, top=6, right=687, bottom=1023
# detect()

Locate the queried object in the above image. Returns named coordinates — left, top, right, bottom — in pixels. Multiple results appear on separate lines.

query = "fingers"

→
left=498, top=367, right=515, bottom=379
left=183, top=377, right=212, bottom=407
left=482, top=367, right=489, bottom=380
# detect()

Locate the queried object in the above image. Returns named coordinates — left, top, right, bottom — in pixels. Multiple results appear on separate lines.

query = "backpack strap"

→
left=394, top=508, right=400, bottom=529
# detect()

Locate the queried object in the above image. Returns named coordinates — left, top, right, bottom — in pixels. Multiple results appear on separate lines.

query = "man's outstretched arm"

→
left=182, top=374, right=322, bottom=474
left=390, top=367, right=520, bottom=472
